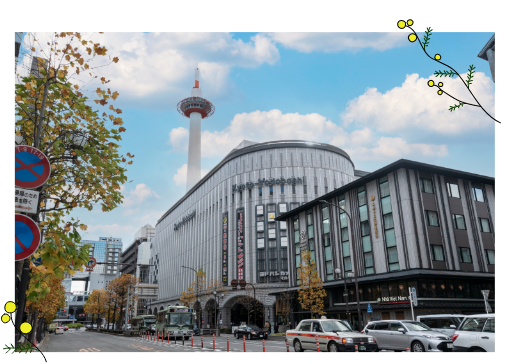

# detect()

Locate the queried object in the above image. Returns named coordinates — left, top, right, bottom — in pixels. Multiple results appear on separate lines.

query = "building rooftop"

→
left=275, top=158, right=494, bottom=221
left=157, top=139, right=354, bottom=224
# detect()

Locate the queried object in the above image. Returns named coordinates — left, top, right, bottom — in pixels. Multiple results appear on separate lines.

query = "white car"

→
left=452, top=314, right=494, bottom=352
left=286, top=318, right=378, bottom=352
left=417, top=314, right=466, bottom=337
left=55, top=326, right=64, bottom=335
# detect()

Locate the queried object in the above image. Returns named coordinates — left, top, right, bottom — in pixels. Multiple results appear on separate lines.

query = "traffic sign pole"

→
left=409, top=287, right=417, bottom=320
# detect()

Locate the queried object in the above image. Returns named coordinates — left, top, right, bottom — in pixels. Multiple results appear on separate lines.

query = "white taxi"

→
left=286, top=318, right=377, bottom=352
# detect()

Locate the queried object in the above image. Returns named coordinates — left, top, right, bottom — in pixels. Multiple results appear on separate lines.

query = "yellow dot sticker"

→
left=20, top=322, right=32, bottom=334
left=435, top=54, right=441, bottom=60
left=437, top=90, right=443, bottom=95
left=407, top=19, right=414, bottom=26
left=4, top=301, right=16, bottom=313
left=427, top=80, right=434, bottom=87
left=408, top=34, right=417, bottom=42
left=1, top=314, right=10, bottom=323
left=438, top=82, right=443, bottom=87
left=397, top=20, right=406, bottom=29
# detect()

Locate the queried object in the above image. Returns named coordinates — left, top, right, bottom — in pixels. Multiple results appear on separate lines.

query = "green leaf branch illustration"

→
left=406, top=24, right=495, bottom=120
left=3, top=342, right=35, bottom=354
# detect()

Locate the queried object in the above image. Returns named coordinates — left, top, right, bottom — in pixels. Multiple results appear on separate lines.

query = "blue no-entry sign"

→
left=367, top=303, right=373, bottom=313
left=15, top=145, right=51, bottom=189
left=15, top=213, right=41, bottom=261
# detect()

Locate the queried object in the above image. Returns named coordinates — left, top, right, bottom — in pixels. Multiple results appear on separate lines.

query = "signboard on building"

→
left=222, top=214, right=228, bottom=286
left=280, top=237, right=288, bottom=247
left=259, top=271, right=288, bottom=281
left=279, top=204, right=287, bottom=213
left=236, top=209, right=245, bottom=280
left=15, top=187, right=40, bottom=214
left=377, top=296, right=410, bottom=303
left=299, top=230, right=308, bottom=251
left=268, top=213, right=275, bottom=221
left=257, top=238, right=264, bottom=249
left=256, top=205, right=264, bottom=215
left=268, top=229, right=276, bottom=239
left=257, top=221, right=264, bottom=231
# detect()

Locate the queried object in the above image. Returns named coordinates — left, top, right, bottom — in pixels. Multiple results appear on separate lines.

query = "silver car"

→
left=363, top=320, right=453, bottom=352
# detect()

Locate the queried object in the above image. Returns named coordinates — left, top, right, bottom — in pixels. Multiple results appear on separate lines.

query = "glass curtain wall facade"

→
left=338, top=195, right=352, bottom=277
left=321, top=203, right=333, bottom=281
left=358, top=186, right=374, bottom=275
left=379, top=176, right=399, bottom=271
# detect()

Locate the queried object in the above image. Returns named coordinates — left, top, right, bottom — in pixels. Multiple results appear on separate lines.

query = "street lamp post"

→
left=320, top=200, right=362, bottom=331
left=181, top=266, right=200, bottom=330
left=212, top=291, right=225, bottom=336
left=334, top=268, right=355, bottom=321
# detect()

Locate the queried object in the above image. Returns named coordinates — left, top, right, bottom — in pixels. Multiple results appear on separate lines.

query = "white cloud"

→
left=121, top=183, right=160, bottom=215
left=345, top=137, right=448, bottom=161
left=18, top=32, right=280, bottom=107
left=173, top=164, right=210, bottom=186
left=267, top=32, right=406, bottom=53
left=341, top=72, right=495, bottom=135
left=169, top=127, right=189, bottom=152
left=168, top=109, right=448, bottom=163
left=136, top=210, right=167, bottom=226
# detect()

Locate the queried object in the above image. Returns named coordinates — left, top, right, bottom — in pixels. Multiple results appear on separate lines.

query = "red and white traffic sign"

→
left=15, top=213, right=41, bottom=261
left=15, top=145, right=51, bottom=189
left=86, top=257, right=97, bottom=271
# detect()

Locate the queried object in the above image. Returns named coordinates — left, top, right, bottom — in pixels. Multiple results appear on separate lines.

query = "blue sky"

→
left=13, top=30, right=497, bottom=249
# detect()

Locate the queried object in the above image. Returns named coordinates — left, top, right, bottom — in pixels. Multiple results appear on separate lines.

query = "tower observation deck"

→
left=177, top=68, right=215, bottom=191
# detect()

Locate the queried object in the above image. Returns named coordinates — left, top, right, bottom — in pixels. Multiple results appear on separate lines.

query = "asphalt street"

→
left=43, top=329, right=291, bottom=352
left=43, top=331, right=292, bottom=354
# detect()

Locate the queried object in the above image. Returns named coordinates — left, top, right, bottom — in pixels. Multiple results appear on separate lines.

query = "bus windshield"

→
left=168, top=313, right=193, bottom=329
left=144, top=319, right=156, bottom=325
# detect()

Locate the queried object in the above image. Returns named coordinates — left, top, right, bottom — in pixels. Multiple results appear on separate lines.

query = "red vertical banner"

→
left=237, top=208, right=245, bottom=280
left=222, top=213, right=228, bottom=286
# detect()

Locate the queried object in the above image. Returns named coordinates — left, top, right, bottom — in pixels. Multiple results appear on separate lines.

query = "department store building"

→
left=149, top=140, right=494, bottom=330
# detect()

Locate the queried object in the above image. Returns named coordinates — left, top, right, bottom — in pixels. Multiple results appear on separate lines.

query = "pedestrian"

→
left=264, top=321, right=270, bottom=335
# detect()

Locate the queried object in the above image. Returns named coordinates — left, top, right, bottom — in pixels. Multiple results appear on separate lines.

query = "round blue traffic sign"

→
left=15, top=213, right=41, bottom=261
left=15, top=145, right=51, bottom=189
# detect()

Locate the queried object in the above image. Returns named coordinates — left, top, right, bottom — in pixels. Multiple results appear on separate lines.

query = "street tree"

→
left=107, top=274, right=138, bottom=329
left=15, top=32, right=133, bottom=337
left=297, top=250, right=326, bottom=318
left=83, top=289, right=108, bottom=328
left=25, top=264, right=66, bottom=341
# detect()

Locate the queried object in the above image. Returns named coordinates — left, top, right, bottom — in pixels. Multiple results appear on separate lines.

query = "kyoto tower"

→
left=177, top=68, right=215, bottom=191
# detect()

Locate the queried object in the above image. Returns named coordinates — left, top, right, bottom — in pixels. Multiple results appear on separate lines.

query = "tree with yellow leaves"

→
left=15, top=32, right=133, bottom=339
left=297, top=250, right=326, bottom=318
left=25, top=263, right=66, bottom=342
left=83, top=289, right=109, bottom=329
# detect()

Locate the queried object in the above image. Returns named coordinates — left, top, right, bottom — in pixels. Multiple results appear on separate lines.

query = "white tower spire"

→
left=177, top=68, right=215, bottom=191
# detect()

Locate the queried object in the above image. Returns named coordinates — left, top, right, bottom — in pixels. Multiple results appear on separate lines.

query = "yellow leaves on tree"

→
left=26, top=265, right=66, bottom=325
left=297, top=250, right=327, bottom=318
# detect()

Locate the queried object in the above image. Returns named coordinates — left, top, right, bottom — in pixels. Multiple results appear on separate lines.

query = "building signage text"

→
left=174, top=210, right=196, bottom=230
left=232, top=177, right=304, bottom=192
left=371, top=197, right=378, bottom=238
left=377, top=296, right=409, bottom=303
left=222, top=214, right=228, bottom=285
left=259, top=271, right=289, bottom=281
left=237, top=209, right=245, bottom=280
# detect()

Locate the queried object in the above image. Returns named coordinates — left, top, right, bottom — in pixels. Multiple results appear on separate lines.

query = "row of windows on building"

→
left=232, top=184, right=324, bottom=202
left=420, top=178, right=486, bottom=202
left=293, top=176, right=494, bottom=284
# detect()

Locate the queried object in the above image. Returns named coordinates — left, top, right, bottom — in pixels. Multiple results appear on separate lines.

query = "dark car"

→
left=234, top=324, right=268, bottom=340
left=193, top=324, right=200, bottom=336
